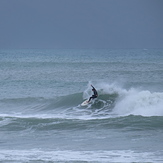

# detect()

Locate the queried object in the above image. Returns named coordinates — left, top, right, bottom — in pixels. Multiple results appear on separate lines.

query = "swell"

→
left=1, top=61, right=162, bottom=71
left=0, top=115, right=163, bottom=132
left=0, top=91, right=117, bottom=112
left=1, top=83, right=163, bottom=133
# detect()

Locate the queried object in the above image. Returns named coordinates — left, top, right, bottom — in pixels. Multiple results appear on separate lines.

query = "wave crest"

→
left=113, top=89, right=163, bottom=116
left=0, top=82, right=163, bottom=119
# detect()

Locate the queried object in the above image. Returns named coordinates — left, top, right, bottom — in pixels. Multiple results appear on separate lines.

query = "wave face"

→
left=0, top=83, right=163, bottom=133
left=0, top=49, right=163, bottom=162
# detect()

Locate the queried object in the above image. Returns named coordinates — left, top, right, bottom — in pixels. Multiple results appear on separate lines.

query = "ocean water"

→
left=0, top=49, right=163, bottom=162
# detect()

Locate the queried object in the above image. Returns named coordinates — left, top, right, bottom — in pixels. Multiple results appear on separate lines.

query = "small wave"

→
left=0, top=149, right=162, bottom=162
left=1, top=114, right=162, bottom=133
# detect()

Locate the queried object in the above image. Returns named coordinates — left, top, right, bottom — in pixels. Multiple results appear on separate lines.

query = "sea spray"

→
left=113, top=88, right=163, bottom=116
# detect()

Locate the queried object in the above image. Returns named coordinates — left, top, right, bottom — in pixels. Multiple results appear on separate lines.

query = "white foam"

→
left=0, top=149, right=162, bottom=162
left=84, top=82, right=163, bottom=117
left=113, top=89, right=163, bottom=117
left=1, top=82, right=162, bottom=120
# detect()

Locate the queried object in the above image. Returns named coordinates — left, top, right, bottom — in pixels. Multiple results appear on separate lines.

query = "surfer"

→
left=88, top=85, right=98, bottom=102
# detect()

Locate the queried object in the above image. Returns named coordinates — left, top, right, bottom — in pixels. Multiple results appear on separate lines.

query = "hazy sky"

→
left=0, top=0, right=163, bottom=49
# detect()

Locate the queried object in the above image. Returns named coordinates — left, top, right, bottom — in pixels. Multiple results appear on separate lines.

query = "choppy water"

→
left=0, top=49, right=163, bottom=162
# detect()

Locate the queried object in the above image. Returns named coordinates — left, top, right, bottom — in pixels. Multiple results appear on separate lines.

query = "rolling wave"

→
left=0, top=83, right=163, bottom=118
left=0, top=115, right=163, bottom=133
left=0, top=83, right=163, bottom=133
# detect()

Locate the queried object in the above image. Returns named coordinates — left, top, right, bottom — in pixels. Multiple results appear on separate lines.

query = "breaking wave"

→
left=0, top=82, right=163, bottom=133
left=0, top=82, right=163, bottom=119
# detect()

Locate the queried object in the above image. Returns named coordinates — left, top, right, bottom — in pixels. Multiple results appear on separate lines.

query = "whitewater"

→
left=0, top=49, right=163, bottom=162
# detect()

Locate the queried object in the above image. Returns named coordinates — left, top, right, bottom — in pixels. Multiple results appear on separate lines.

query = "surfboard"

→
left=81, top=99, right=90, bottom=106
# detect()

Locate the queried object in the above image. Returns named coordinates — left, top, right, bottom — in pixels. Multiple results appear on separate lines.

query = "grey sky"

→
left=0, top=0, right=163, bottom=48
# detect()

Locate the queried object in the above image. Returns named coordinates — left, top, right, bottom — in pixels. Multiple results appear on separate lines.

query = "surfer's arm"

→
left=91, top=85, right=95, bottom=89
left=91, top=85, right=98, bottom=96
left=91, top=85, right=97, bottom=92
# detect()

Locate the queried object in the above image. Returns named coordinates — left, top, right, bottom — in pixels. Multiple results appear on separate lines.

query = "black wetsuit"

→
left=88, top=86, right=98, bottom=102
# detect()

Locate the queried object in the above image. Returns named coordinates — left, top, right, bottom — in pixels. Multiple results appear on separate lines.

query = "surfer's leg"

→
left=88, top=95, right=96, bottom=102
left=88, top=96, right=93, bottom=102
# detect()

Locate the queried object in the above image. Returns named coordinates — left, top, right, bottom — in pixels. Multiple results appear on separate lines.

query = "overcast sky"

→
left=0, top=0, right=163, bottom=49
